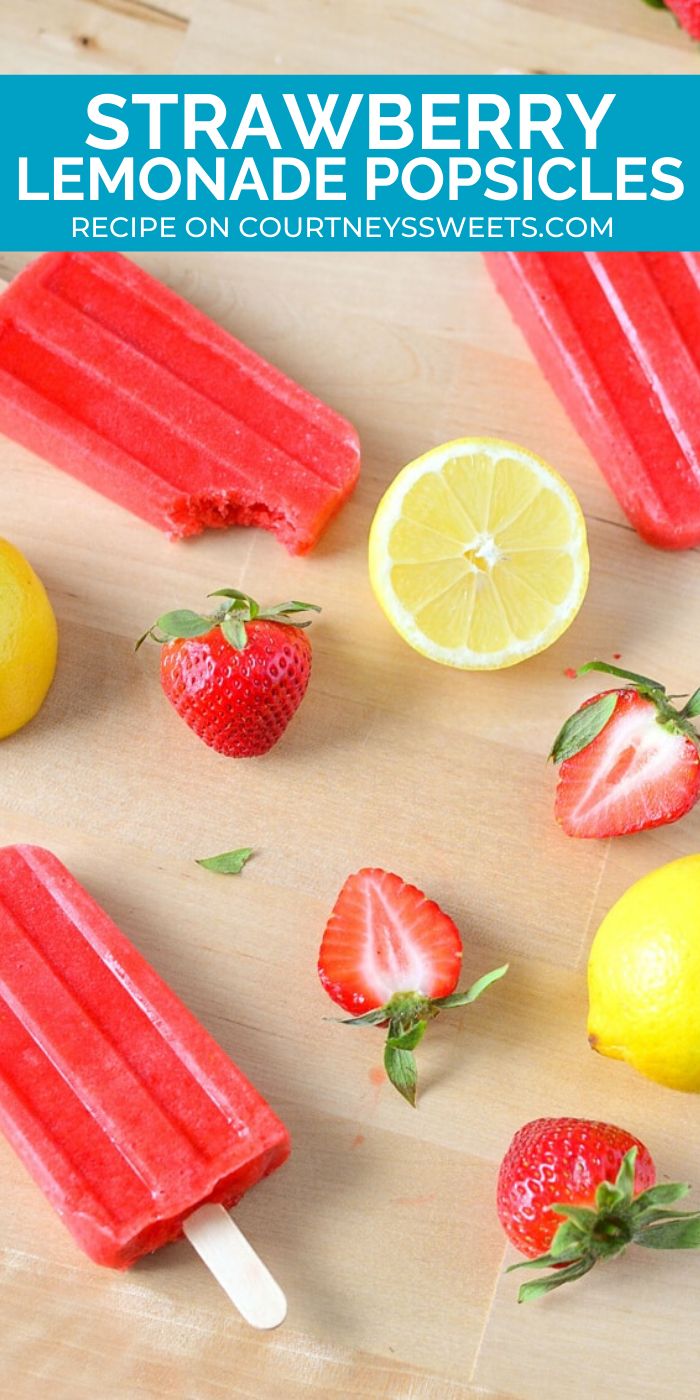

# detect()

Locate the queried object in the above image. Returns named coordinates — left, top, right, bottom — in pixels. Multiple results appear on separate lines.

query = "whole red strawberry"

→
left=137, top=589, right=319, bottom=757
left=318, top=868, right=507, bottom=1105
left=498, top=1117, right=700, bottom=1302
left=550, top=661, right=700, bottom=838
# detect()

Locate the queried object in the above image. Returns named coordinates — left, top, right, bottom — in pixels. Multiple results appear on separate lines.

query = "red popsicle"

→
left=0, top=844, right=289, bottom=1323
left=485, top=251, right=700, bottom=549
left=0, top=252, right=360, bottom=553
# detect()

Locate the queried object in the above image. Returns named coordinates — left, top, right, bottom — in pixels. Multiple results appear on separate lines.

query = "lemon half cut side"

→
left=369, top=438, right=589, bottom=670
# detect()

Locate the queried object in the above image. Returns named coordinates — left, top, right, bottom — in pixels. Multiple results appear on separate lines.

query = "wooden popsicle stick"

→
left=183, top=1204, right=287, bottom=1330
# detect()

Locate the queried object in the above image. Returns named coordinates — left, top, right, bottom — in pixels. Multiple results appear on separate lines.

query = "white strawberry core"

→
left=569, top=703, right=684, bottom=824
left=361, top=880, right=433, bottom=1003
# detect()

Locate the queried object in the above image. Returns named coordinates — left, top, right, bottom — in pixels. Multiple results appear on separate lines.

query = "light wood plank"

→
left=1, top=5, right=699, bottom=1396
left=183, top=0, right=698, bottom=75
left=1, top=0, right=192, bottom=75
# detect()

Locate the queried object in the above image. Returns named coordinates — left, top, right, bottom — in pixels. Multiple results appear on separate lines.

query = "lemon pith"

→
left=0, top=539, right=58, bottom=739
left=368, top=438, right=589, bottom=670
left=588, top=855, right=700, bottom=1092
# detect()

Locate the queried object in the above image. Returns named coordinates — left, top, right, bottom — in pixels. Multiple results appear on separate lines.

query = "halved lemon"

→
left=369, top=438, right=589, bottom=670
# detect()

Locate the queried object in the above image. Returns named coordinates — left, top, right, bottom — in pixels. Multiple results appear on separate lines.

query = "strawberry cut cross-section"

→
left=318, top=869, right=508, bottom=1106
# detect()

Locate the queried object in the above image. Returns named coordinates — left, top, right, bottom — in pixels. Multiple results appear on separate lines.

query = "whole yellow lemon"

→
left=0, top=538, right=58, bottom=738
left=588, top=854, right=700, bottom=1092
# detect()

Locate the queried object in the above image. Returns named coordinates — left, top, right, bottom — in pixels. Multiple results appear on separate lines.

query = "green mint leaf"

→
left=640, top=0, right=667, bottom=8
left=432, top=963, right=509, bottom=1010
left=384, top=1042, right=418, bottom=1106
left=614, top=1147, right=638, bottom=1202
left=155, top=610, right=213, bottom=640
left=578, top=660, right=665, bottom=692
left=196, top=847, right=254, bottom=875
left=550, top=692, right=618, bottom=763
left=386, top=1020, right=427, bottom=1052
left=637, top=1217, right=700, bottom=1250
left=221, top=614, right=248, bottom=650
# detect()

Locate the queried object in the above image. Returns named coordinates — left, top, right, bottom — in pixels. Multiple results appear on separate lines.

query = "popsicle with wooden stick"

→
left=0, top=844, right=289, bottom=1328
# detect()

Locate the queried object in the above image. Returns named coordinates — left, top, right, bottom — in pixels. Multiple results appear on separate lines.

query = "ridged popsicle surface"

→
left=0, top=845, right=289, bottom=1268
left=0, top=252, right=360, bottom=553
left=485, top=251, right=700, bottom=549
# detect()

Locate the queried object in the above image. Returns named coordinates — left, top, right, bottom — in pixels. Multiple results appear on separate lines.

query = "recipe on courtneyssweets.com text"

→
left=69, top=212, right=616, bottom=244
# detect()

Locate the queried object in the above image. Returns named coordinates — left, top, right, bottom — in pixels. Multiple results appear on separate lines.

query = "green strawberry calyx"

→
left=549, top=660, right=700, bottom=764
left=136, top=590, right=320, bottom=653
left=509, top=1148, right=700, bottom=1303
left=338, top=964, right=508, bottom=1108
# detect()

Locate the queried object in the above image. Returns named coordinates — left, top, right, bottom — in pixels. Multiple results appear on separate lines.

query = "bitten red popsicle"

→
left=0, top=844, right=289, bottom=1325
left=485, top=252, right=700, bottom=549
left=0, top=252, right=360, bottom=553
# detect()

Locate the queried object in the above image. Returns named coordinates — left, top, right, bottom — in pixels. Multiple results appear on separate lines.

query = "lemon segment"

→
left=369, top=438, right=589, bottom=670
left=0, top=539, right=58, bottom=738
left=588, top=855, right=700, bottom=1093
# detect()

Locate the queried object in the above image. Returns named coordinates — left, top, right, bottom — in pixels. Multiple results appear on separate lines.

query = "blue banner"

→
left=1, top=75, right=697, bottom=251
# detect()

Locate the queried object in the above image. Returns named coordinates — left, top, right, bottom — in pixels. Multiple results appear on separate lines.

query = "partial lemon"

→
left=588, top=855, right=700, bottom=1092
left=0, top=539, right=58, bottom=738
left=368, top=438, right=589, bottom=669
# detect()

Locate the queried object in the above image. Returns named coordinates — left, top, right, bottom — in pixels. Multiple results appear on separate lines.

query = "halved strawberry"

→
left=551, top=662, right=700, bottom=839
left=318, top=869, right=507, bottom=1105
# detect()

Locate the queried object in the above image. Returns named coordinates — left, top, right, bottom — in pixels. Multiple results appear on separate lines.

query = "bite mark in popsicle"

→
left=0, top=845, right=289, bottom=1324
left=0, top=252, right=360, bottom=553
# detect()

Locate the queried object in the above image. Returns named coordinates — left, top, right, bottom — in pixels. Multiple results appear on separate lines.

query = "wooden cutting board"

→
left=0, top=5, right=699, bottom=1399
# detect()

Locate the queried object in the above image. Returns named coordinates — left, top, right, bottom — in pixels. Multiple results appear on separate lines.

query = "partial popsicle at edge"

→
left=0, top=845, right=290, bottom=1280
left=485, top=251, right=700, bottom=549
left=0, top=252, right=360, bottom=554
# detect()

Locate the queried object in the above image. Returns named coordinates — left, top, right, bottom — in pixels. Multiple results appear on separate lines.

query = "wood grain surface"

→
left=1, top=5, right=699, bottom=1399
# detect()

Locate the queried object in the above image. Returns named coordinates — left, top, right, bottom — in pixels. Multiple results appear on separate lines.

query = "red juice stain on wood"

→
left=368, top=1065, right=384, bottom=1087
left=351, top=1133, right=365, bottom=1150
left=564, top=667, right=577, bottom=679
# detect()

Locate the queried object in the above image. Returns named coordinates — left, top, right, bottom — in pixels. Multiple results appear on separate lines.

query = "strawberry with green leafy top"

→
left=498, top=1117, right=700, bottom=1302
left=318, top=868, right=507, bottom=1105
left=137, top=589, right=319, bottom=758
left=550, top=661, right=700, bottom=838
